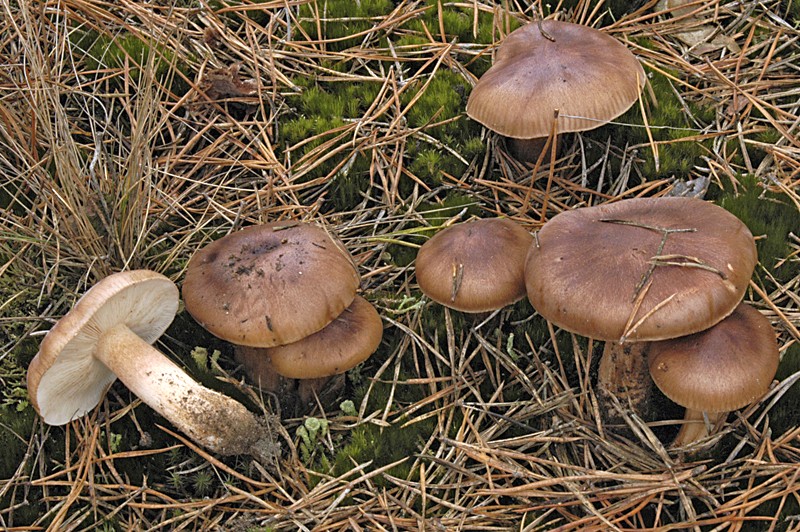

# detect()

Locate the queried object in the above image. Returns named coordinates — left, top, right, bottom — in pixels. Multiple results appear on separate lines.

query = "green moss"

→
left=281, top=115, right=346, bottom=148
left=578, top=65, right=715, bottom=182
left=0, top=406, right=36, bottom=479
left=405, top=0, right=521, bottom=46
left=329, top=379, right=435, bottom=484
left=326, top=154, right=373, bottom=211
left=771, top=344, right=800, bottom=437
left=553, top=0, right=649, bottom=21
left=297, top=0, right=395, bottom=52
left=404, top=70, right=468, bottom=130
left=709, top=174, right=800, bottom=276
left=408, top=148, right=445, bottom=183
left=393, top=2, right=516, bottom=78
left=785, top=0, right=800, bottom=23
left=384, top=241, right=419, bottom=268
left=461, top=135, right=487, bottom=159
left=749, top=127, right=784, bottom=167
left=418, top=192, right=481, bottom=226
left=280, top=80, right=383, bottom=211
left=81, top=31, right=189, bottom=93
left=401, top=69, right=483, bottom=186
left=0, top=288, right=43, bottom=489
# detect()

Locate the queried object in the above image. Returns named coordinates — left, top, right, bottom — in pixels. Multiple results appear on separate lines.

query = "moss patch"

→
left=710, top=174, right=800, bottom=278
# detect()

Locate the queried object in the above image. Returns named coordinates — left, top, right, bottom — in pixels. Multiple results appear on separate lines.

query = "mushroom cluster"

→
left=182, top=222, right=383, bottom=412
left=415, top=217, right=533, bottom=313
left=27, top=270, right=278, bottom=460
left=467, top=20, right=645, bottom=163
left=524, top=196, right=778, bottom=445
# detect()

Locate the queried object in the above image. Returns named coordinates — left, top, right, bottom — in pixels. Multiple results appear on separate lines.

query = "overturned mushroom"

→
left=27, top=270, right=277, bottom=459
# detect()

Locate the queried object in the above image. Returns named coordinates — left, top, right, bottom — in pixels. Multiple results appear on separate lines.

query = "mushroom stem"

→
left=95, top=323, right=271, bottom=457
left=597, top=341, right=652, bottom=419
left=234, top=346, right=343, bottom=417
left=234, top=346, right=287, bottom=395
left=672, top=409, right=726, bottom=447
left=507, top=136, right=560, bottom=164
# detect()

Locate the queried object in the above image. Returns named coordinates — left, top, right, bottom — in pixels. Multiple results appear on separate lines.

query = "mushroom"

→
left=466, top=20, right=645, bottom=163
left=27, top=270, right=276, bottom=458
left=525, top=197, right=757, bottom=418
left=237, top=295, right=383, bottom=405
left=182, top=222, right=360, bottom=348
left=182, top=222, right=364, bottom=412
left=267, top=295, right=383, bottom=379
left=648, top=302, right=779, bottom=446
left=415, top=217, right=533, bottom=313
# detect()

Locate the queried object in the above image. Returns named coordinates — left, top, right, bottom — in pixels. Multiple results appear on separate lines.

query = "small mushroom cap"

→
left=648, top=303, right=779, bottom=412
left=525, top=197, right=757, bottom=341
left=267, top=296, right=383, bottom=379
left=183, top=222, right=360, bottom=347
left=416, top=218, right=534, bottom=313
left=27, top=270, right=179, bottom=426
left=466, top=20, right=645, bottom=139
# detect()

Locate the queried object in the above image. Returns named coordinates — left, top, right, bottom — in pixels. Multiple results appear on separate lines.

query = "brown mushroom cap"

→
left=416, top=218, right=533, bottom=313
left=466, top=20, right=645, bottom=139
left=648, top=303, right=779, bottom=412
left=267, top=296, right=383, bottom=379
left=27, top=270, right=179, bottom=425
left=525, top=197, right=757, bottom=342
left=182, top=222, right=360, bottom=347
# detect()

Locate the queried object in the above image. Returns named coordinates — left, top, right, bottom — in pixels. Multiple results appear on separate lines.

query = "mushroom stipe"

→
left=27, top=270, right=280, bottom=461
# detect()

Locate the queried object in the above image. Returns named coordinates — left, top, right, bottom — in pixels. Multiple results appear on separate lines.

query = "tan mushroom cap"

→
left=182, top=222, right=360, bottom=348
left=525, top=197, right=757, bottom=342
left=648, top=303, right=779, bottom=412
left=416, top=218, right=534, bottom=313
left=27, top=270, right=179, bottom=425
left=466, top=20, right=645, bottom=139
left=267, top=296, right=383, bottom=379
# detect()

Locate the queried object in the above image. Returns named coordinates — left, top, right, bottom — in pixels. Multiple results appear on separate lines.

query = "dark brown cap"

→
left=648, top=303, right=779, bottom=412
left=525, top=197, right=757, bottom=341
left=416, top=218, right=533, bottom=312
left=182, top=222, right=360, bottom=347
left=466, top=20, right=645, bottom=139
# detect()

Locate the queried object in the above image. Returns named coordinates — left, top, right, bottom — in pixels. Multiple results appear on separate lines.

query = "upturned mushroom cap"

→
left=267, top=296, right=383, bottom=379
left=27, top=270, right=179, bottom=425
left=416, top=218, right=534, bottom=312
left=525, top=197, right=757, bottom=342
left=466, top=20, right=645, bottom=139
left=182, top=222, right=360, bottom=347
left=648, top=303, right=779, bottom=412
